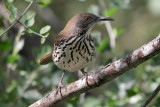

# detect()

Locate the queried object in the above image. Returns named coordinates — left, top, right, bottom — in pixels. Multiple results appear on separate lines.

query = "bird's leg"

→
left=55, top=70, right=65, bottom=95
left=80, top=68, right=87, bottom=75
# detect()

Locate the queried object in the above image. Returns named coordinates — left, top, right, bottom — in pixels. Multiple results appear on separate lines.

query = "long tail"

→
left=39, top=52, right=53, bottom=65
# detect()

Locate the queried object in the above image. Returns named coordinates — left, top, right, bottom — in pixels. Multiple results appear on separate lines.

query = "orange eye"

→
left=85, top=17, right=90, bottom=21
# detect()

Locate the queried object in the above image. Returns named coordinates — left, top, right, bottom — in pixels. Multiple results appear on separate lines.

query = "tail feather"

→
left=39, top=53, right=53, bottom=65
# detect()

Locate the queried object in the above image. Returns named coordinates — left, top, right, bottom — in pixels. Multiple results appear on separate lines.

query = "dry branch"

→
left=29, top=34, right=160, bottom=107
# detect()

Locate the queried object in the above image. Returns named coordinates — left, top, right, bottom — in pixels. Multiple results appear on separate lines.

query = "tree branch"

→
left=140, top=84, right=160, bottom=107
left=29, top=34, right=160, bottom=107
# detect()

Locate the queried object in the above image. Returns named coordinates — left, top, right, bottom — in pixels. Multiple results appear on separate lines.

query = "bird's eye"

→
left=85, top=17, right=90, bottom=21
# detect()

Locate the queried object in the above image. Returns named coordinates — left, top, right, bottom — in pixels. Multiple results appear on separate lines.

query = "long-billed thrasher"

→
left=40, top=13, right=114, bottom=93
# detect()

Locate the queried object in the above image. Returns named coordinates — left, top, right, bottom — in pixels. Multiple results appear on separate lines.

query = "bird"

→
left=39, top=13, right=114, bottom=93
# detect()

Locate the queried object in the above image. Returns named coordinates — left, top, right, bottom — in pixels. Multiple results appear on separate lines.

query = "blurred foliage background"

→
left=0, top=0, right=160, bottom=107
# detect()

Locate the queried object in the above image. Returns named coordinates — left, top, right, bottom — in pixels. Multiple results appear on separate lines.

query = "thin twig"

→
left=17, top=1, right=33, bottom=21
left=3, top=0, right=46, bottom=38
left=0, top=1, right=33, bottom=37
left=140, top=84, right=160, bottom=107
left=98, top=0, right=116, bottom=49
left=16, top=20, right=47, bottom=38
left=0, top=21, right=17, bottom=37
left=13, top=1, right=46, bottom=38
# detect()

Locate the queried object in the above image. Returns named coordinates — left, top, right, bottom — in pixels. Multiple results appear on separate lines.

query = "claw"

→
left=55, top=84, right=64, bottom=95
left=80, top=69, right=99, bottom=87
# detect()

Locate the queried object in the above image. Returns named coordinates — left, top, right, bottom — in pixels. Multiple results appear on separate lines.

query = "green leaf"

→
left=0, top=41, right=12, bottom=51
left=22, top=29, right=32, bottom=34
left=106, top=99, right=118, bottom=106
left=25, top=16, right=35, bottom=27
left=45, top=33, right=50, bottom=37
left=0, top=28, right=5, bottom=35
left=66, top=104, right=73, bottom=107
left=97, top=37, right=109, bottom=51
left=2, top=0, right=9, bottom=11
left=84, top=97, right=101, bottom=107
left=2, top=1, right=17, bottom=17
left=70, top=96, right=77, bottom=101
left=117, top=28, right=125, bottom=36
left=41, top=37, right=46, bottom=44
left=7, top=80, right=17, bottom=93
left=127, top=86, right=140, bottom=97
left=24, top=11, right=35, bottom=27
left=40, top=25, right=51, bottom=34
left=8, top=55, right=20, bottom=63
left=105, top=7, right=117, bottom=17
left=113, top=28, right=125, bottom=38
left=8, top=87, right=17, bottom=102
left=9, top=15, right=16, bottom=22
left=25, top=10, right=36, bottom=19
left=6, top=80, right=17, bottom=102
left=37, top=0, right=52, bottom=7
left=25, top=0, right=33, bottom=2
left=9, top=6, right=17, bottom=17
left=37, top=1, right=45, bottom=6
left=8, top=0, right=14, bottom=3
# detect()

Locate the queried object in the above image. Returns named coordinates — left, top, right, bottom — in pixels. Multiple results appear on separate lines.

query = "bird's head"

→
left=76, top=13, right=114, bottom=30
left=60, top=13, right=114, bottom=37
left=64, top=13, right=114, bottom=31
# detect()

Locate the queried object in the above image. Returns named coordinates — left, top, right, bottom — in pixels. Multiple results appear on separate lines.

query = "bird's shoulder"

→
left=54, top=30, right=71, bottom=50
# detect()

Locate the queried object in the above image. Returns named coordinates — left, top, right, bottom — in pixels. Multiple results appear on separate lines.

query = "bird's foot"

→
left=81, top=71, right=99, bottom=87
left=55, top=83, right=65, bottom=95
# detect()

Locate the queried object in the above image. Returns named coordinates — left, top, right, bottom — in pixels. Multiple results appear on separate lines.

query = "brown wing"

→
left=54, top=35, right=62, bottom=50
left=39, top=53, right=53, bottom=65
left=40, top=26, right=72, bottom=65
left=54, top=30, right=70, bottom=50
left=39, top=31, right=66, bottom=65
left=39, top=35, right=63, bottom=65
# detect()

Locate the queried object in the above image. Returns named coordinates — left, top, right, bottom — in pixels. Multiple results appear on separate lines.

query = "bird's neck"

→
left=60, top=26, right=92, bottom=38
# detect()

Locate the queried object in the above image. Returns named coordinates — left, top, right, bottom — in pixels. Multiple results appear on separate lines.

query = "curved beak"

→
left=98, top=16, right=114, bottom=21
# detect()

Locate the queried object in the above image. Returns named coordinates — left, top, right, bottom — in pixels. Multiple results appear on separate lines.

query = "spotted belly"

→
left=52, top=35, right=95, bottom=72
